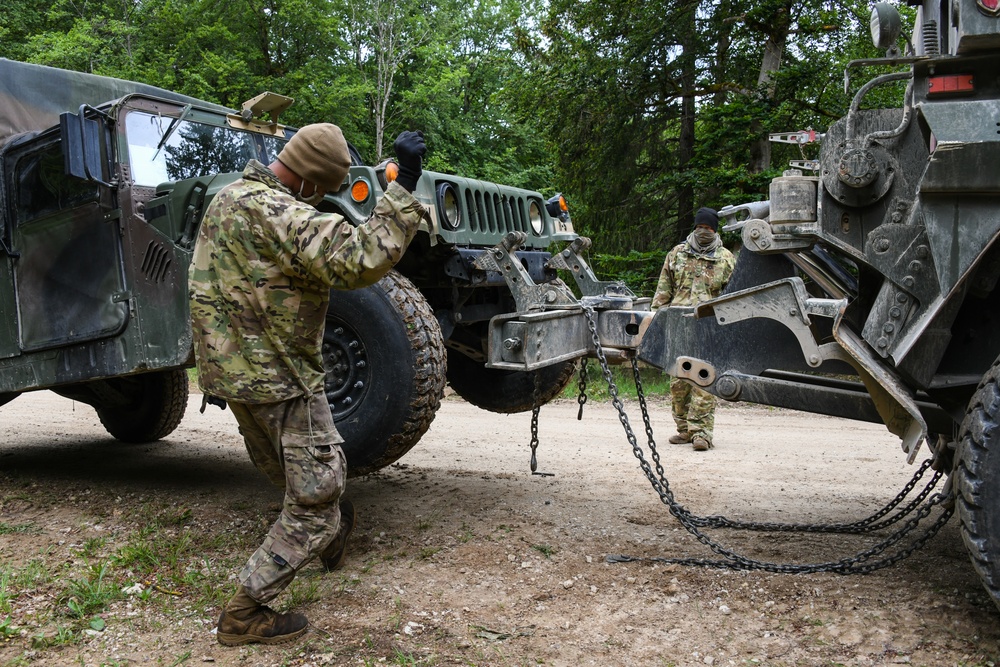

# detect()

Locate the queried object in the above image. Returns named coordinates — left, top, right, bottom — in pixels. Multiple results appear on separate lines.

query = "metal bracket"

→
left=696, top=277, right=849, bottom=369
left=769, top=129, right=824, bottom=145
left=742, top=219, right=815, bottom=254
left=835, top=323, right=927, bottom=463
left=485, top=301, right=653, bottom=371
left=473, top=232, right=577, bottom=313
left=680, top=275, right=927, bottom=462
left=546, top=237, right=637, bottom=303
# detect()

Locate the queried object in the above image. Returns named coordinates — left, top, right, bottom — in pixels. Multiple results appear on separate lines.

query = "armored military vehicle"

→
left=636, top=0, right=1000, bottom=606
left=0, top=59, right=649, bottom=476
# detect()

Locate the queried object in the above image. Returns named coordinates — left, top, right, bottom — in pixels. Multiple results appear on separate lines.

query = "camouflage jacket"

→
left=189, top=160, right=425, bottom=403
left=651, top=241, right=736, bottom=309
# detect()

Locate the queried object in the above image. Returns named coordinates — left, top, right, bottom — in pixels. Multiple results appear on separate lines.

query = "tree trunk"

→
left=749, top=15, right=790, bottom=174
left=677, top=3, right=697, bottom=232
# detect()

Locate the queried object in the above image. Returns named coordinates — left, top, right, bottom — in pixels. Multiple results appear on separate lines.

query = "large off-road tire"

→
left=94, top=369, right=189, bottom=442
left=956, top=356, right=1000, bottom=611
left=324, top=270, right=446, bottom=477
left=446, top=349, right=576, bottom=413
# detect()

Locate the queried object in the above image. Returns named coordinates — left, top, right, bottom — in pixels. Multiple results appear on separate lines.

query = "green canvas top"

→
left=0, top=58, right=232, bottom=147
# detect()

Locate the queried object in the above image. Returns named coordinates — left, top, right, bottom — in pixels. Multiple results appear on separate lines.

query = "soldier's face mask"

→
left=693, top=226, right=716, bottom=245
left=295, top=179, right=326, bottom=207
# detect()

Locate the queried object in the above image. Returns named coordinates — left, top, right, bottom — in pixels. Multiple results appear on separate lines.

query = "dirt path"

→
left=1, top=391, right=998, bottom=666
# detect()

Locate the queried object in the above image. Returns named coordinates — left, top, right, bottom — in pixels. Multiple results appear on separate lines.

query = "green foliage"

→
left=1, top=0, right=906, bottom=260
left=64, top=562, right=120, bottom=618
left=563, top=362, right=673, bottom=402
left=590, top=250, right=667, bottom=297
left=0, top=615, right=17, bottom=639
left=531, top=544, right=556, bottom=558
left=0, top=521, right=37, bottom=535
left=514, top=0, right=889, bottom=254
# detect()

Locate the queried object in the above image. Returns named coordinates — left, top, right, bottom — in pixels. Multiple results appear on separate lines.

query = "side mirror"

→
left=59, top=105, right=114, bottom=187
left=870, top=2, right=902, bottom=51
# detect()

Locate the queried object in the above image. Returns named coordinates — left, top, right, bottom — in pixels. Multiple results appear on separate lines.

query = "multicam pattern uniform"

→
left=189, top=160, right=424, bottom=603
left=651, top=240, right=736, bottom=443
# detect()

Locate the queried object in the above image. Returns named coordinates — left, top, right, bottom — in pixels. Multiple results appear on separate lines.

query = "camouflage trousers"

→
left=670, top=378, right=717, bottom=442
left=227, top=393, right=347, bottom=604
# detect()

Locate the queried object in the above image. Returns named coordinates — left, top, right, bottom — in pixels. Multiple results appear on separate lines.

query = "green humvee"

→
left=0, top=59, right=649, bottom=476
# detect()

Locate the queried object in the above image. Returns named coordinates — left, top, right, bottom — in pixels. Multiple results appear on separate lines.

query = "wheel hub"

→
left=323, top=321, right=371, bottom=420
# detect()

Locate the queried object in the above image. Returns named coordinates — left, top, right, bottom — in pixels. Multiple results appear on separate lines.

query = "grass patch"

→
left=0, top=521, right=37, bottom=535
left=531, top=544, right=556, bottom=559
left=560, top=362, right=672, bottom=402
left=64, top=561, right=121, bottom=619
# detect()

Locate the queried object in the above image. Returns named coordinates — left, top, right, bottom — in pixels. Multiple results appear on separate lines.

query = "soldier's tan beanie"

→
left=277, top=123, right=351, bottom=192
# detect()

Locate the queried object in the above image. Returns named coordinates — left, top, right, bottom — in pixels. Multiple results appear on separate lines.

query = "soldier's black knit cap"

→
left=694, top=207, right=719, bottom=231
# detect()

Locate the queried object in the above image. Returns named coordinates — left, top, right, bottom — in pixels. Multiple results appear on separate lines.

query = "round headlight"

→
left=437, top=183, right=461, bottom=231
left=529, top=201, right=544, bottom=235
left=870, top=2, right=901, bottom=50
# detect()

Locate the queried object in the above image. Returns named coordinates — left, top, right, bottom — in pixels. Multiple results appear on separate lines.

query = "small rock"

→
left=703, top=657, right=715, bottom=665
left=719, top=605, right=731, bottom=615
left=562, top=579, right=575, bottom=589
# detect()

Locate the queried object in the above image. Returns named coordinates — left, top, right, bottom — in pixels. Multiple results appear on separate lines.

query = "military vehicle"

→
left=634, top=0, right=1000, bottom=606
left=0, top=59, right=649, bottom=476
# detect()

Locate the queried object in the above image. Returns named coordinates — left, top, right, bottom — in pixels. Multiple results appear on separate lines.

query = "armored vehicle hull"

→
left=638, top=0, right=1000, bottom=609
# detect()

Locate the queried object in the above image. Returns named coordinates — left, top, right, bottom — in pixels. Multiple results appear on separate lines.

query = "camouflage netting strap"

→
left=0, top=58, right=232, bottom=147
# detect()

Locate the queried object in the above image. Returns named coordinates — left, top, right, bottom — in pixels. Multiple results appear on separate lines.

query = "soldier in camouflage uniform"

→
left=189, top=124, right=428, bottom=646
left=652, top=208, right=736, bottom=451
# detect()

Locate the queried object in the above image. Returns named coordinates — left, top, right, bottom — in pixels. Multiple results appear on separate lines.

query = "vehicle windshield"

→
left=125, top=111, right=287, bottom=186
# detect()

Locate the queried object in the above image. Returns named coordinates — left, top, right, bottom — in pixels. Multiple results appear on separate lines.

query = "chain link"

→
left=577, top=359, right=589, bottom=420
left=579, top=305, right=954, bottom=574
left=528, top=367, right=553, bottom=476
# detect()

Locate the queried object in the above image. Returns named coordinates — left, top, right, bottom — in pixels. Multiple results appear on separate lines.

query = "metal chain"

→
left=528, top=368, right=553, bottom=476
left=580, top=305, right=954, bottom=574
left=629, top=360, right=944, bottom=534
left=577, top=359, right=589, bottom=420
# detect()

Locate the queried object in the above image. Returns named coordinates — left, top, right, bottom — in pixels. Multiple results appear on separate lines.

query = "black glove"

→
left=393, top=130, right=426, bottom=192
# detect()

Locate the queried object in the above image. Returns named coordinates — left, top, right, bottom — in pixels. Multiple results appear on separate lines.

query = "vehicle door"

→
left=4, top=133, right=127, bottom=353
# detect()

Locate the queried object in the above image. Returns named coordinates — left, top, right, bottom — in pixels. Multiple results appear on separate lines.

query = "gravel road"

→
left=1, top=390, right=998, bottom=666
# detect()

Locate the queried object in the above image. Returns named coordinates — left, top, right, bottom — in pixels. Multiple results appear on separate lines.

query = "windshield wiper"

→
left=152, top=103, right=193, bottom=161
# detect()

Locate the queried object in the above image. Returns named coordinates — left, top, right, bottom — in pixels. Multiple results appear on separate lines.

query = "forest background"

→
left=0, top=0, right=912, bottom=295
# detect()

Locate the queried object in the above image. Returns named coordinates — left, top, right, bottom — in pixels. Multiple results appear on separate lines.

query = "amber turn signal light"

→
left=384, top=161, right=399, bottom=182
left=351, top=179, right=370, bottom=203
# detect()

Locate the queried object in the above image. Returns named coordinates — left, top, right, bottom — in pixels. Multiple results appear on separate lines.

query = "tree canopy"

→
left=1, top=0, right=908, bottom=255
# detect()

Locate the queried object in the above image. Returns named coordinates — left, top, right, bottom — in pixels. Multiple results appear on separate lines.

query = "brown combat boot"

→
left=668, top=432, right=692, bottom=444
left=321, top=497, right=357, bottom=572
left=216, top=587, right=308, bottom=646
left=692, top=436, right=714, bottom=451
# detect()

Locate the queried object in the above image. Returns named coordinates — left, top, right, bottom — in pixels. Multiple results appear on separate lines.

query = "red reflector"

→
left=928, top=75, right=975, bottom=95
